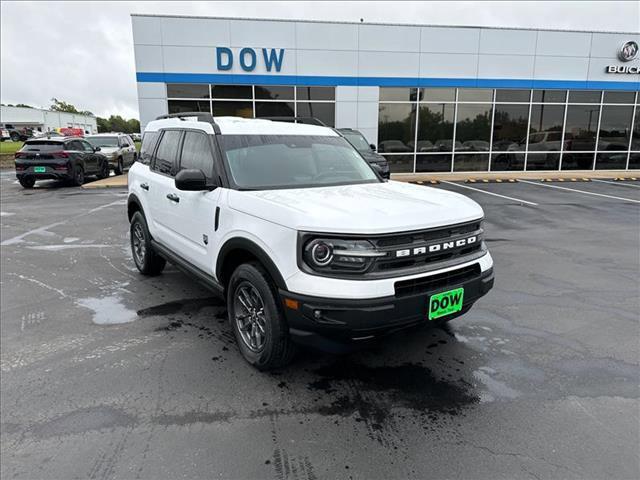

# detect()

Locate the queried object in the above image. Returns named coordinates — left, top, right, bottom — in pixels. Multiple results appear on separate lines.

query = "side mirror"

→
left=175, top=169, right=215, bottom=191
left=370, top=143, right=377, bottom=151
left=94, top=146, right=101, bottom=152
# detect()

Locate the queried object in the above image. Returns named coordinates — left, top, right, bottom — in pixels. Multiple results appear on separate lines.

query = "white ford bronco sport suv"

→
left=127, top=113, right=494, bottom=370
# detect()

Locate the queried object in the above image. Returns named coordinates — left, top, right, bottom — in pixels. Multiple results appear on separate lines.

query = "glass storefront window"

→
left=564, top=104, right=599, bottom=151
left=598, top=105, right=633, bottom=151
left=167, top=84, right=209, bottom=99
left=526, top=152, right=560, bottom=170
left=628, top=152, right=640, bottom=170
left=529, top=104, right=565, bottom=136
left=211, top=85, right=252, bottom=99
left=255, top=102, right=295, bottom=118
left=457, top=89, right=493, bottom=102
left=568, top=90, right=601, bottom=103
left=631, top=107, right=640, bottom=152
left=212, top=101, right=253, bottom=118
left=382, top=154, right=414, bottom=173
left=415, top=154, right=451, bottom=173
left=492, top=104, right=529, bottom=151
left=455, top=104, right=492, bottom=151
left=417, top=103, right=454, bottom=151
left=490, top=152, right=524, bottom=171
left=532, top=90, right=566, bottom=103
left=453, top=153, right=489, bottom=172
left=296, top=86, right=335, bottom=100
left=168, top=100, right=210, bottom=114
left=595, top=152, right=627, bottom=170
left=421, top=88, right=455, bottom=102
left=603, top=91, right=636, bottom=104
left=378, top=103, right=416, bottom=154
left=561, top=152, right=594, bottom=170
left=255, top=85, right=294, bottom=100
left=495, top=90, right=530, bottom=103
left=297, top=102, right=335, bottom=126
left=379, top=88, right=419, bottom=102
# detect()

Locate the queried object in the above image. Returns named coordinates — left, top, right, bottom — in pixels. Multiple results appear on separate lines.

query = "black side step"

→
left=151, top=240, right=225, bottom=297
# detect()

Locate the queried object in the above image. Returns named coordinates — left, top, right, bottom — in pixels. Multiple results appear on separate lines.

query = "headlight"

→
left=303, top=238, right=386, bottom=273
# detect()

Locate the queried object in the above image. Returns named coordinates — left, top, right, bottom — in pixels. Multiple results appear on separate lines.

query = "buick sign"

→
left=618, top=40, right=639, bottom=62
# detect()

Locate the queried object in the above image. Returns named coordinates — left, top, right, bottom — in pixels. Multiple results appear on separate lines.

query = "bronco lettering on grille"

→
left=395, top=235, right=477, bottom=258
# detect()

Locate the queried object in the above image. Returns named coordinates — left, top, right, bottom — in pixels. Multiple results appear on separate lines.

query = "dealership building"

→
left=132, top=15, right=639, bottom=174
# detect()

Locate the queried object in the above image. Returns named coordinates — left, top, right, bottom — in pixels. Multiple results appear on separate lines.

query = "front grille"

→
left=394, top=264, right=481, bottom=298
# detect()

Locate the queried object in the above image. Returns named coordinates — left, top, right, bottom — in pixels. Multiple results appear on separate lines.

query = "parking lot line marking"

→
left=592, top=179, right=640, bottom=189
left=441, top=181, right=538, bottom=206
left=518, top=180, right=640, bottom=203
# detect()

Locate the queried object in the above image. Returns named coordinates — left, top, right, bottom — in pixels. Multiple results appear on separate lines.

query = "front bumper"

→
left=280, top=266, right=494, bottom=352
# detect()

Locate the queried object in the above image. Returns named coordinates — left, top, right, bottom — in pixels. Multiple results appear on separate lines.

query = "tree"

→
left=15, top=103, right=34, bottom=108
left=50, top=98, right=80, bottom=113
left=96, top=115, right=141, bottom=134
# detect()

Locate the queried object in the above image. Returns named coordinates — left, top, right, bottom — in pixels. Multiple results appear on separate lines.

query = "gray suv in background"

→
left=338, top=128, right=390, bottom=179
left=85, top=133, right=137, bottom=175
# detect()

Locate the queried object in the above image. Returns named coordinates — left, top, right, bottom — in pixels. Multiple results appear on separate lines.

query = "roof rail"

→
left=155, top=112, right=221, bottom=134
left=262, top=116, right=327, bottom=127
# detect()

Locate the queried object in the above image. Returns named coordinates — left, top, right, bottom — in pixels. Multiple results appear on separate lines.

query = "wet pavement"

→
left=1, top=171, right=639, bottom=479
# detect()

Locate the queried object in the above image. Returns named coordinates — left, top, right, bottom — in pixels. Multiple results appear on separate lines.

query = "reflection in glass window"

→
left=211, top=85, right=252, bottom=99
left=595, top=152, right=627, bottom=170
left=255, top=102, right=295, bottom=118
left=529, top=104, right=565, bottom=137
left=568, top=90, right=601, bottom=103
left=495, top=90, right=530, bottom=102
left=457, top=89, right=492, bottom=102
left=379, top=88, right=419, bottom=102
left=628, top=152, right=640, bottom=169
left=297, top=102, right=335, bottom=127
left=417, top=104, right=454, bottom=151
left=603, top=91, right=636, bottom=104
left=378, top=103, right=416, bottom=153
left=382, top=154, right=414, bottom=173
left=212, top=101, right=253, bottom=118
left=564, top=105, right=599, bottom=151
left=598, top=105, right=633, bottom=151
left=455, top=104, right=492, bottom=151
left=421, top=88, right=455, bottom=102
left=561, top=152, right=594, bottom=170
left=532, top=90, right=566, bottom=103
left=167, top=84, right=209, bottom=99
left=492, top=104, right=528, bottom=151
left=632, top=108, right=640, bottom=151
left=296, top=86, right=335, bottom=100
left=490, top=152, right=524, bottom=171
left=415, top=154, right=451, bottom=173
left=453, top=153, right=489, bottom=172
left=526, top=152, right=560, bottom=170
left=168, top=100, right=210, bottom=114
left=255, top=85, right=294, bottom=100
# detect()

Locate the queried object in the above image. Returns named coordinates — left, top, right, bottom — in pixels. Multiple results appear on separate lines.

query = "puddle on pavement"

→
left=78, top=295, right=137, bottom=325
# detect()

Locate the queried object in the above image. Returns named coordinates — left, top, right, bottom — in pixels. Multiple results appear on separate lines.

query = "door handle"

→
left=166, top=193, right=180, bottom=203
left=140, top=183, right=149, bottom=191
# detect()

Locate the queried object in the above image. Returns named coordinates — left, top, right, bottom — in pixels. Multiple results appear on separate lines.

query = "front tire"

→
left=19, top=177, right=35, bottom=189
left=114, top=157, right=123, bottom=175
left=227, top=262, right=295, bottom=370
left=130, top=211, right=166, bottom=276
left=97, top=160, right=109, bottom=179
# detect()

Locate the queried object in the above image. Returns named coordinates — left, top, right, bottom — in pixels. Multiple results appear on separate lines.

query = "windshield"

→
left=85, top=136, right=118, bottom=148
left=341, top=131, right=371, bottom=151
left=219, top=135, right=379, bottom=190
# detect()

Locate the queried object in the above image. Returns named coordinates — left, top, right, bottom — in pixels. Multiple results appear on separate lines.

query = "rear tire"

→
left=10, top=132, right=19, bottom=142
left=19, top=177, right=35, bottom=189
left=130, top=211, right=166, bottom=276
left=114, top=158, right=123, bottom=175
left=227, top=262, right=296, bottom=370
left=73, top=165, right=85, bottom=186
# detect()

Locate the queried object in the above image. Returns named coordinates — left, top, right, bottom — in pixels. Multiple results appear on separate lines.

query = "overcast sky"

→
left=1, top=1, right=638, bottom=119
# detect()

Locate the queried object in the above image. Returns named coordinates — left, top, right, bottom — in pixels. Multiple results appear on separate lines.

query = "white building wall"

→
left=0, top=106, right=97, bottom=133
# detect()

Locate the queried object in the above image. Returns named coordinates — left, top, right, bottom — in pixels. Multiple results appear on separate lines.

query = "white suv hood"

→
left=228, top=181, right=484, bottom=234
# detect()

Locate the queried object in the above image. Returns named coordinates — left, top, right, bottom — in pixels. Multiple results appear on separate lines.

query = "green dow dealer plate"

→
left=34, top=167, right=46, bottom=173
left=428, top=287, right=464, bottom=320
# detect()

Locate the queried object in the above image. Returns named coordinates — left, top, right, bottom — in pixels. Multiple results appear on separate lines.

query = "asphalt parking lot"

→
left=1, top=170, right=639, bottom=480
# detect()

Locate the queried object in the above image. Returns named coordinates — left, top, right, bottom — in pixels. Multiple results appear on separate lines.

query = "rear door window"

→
left=139, top=131, right=159, bottom=165
left=152, top=130, right=182, bottom=176
left=179, top=131, right=214, bottom=178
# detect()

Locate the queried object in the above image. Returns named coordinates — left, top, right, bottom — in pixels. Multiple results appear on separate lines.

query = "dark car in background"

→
left=338, top=128, right=390, bottom=179
left=1, top=124, right=33, bottom=142
left=15, top=137, right=109, bottom=188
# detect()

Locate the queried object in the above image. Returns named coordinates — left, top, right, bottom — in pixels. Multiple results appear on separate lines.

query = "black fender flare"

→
left=216, top=237, right=287, bottom=290
left=127, top=193, right=143, bottom=222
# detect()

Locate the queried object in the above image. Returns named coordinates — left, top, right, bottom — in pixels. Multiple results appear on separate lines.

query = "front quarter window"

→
left=219, top=135, right=379, bottom=190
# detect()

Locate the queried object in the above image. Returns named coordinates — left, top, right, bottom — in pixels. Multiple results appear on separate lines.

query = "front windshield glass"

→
left=219, top=135, right=379, bottom=190
left=342, top=131, right=371, bottom=151
left=85, top=136, right=118, bottom=148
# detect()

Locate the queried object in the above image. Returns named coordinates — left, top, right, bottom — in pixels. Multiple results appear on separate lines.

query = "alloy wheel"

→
left=234, top=282, right=267, bottom=352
